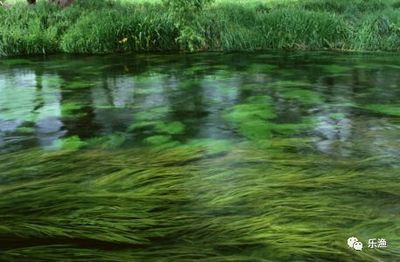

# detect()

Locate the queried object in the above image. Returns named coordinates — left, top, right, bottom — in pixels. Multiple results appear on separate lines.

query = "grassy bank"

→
left=1, top=0, right=400, bottom=56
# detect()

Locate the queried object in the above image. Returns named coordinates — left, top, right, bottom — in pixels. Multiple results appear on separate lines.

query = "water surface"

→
left=0, top=52, right=399, bottom=261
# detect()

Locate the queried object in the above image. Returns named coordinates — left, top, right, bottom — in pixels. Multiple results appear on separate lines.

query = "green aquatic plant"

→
left=0, top=143, right=398, bottom=261
left=270, top=121, right=315, bottom=136
left=0, top=58, right=34, bottom=66
left=134, top=107, right=170, bottom=121
left=51, top=135, right=87, bottom=151
left=15, top=127, right=35, bottom=134
left=85, top=133, right=128, bottom=150
left=155, top=121, right=185, bottom=135
left=61, top=102, right=86, bottom=119
left=144, top=134, right=173, bottom=145
left=321, top=64, right=351, bottom=74
left=224, top=96, right=276, bottom=140
left=184, top=138, right=232, bottom=155
left=280, top=88, right=324, bottom=105
left=224, top=95, right=317, bottom=140
left=269, top=80, right=311, bottom=89
left=65, top=80, right=98, bottom=89
left=361, top=104, right=400, bottom=116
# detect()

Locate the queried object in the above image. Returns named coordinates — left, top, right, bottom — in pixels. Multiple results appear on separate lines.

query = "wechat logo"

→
left=347, top=236, right=363, bottom=251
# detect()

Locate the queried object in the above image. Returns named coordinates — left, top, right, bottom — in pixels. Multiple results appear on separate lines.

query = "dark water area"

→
left=0, top=52, right=399, bottom=261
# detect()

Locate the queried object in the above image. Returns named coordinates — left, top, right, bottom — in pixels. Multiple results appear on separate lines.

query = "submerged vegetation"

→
left=0, top=52, right=399, bottom=260
left=1, top=0, right=400, bottom=55
left=0, top=141, right=399, bottom=261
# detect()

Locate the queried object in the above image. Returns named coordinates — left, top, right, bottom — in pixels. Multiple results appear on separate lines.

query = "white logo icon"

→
left=347, top=237, right=358, bottom=248
left=353, top=241, right=363, bottom=251
left=347, top=237, right=363, bottom=251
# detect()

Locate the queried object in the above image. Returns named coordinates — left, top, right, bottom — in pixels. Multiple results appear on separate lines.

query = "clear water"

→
left=0, top=52, right=399, bottom=261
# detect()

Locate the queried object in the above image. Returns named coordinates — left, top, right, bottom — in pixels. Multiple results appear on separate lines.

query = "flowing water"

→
left=0, top=52, right=399, bottom=261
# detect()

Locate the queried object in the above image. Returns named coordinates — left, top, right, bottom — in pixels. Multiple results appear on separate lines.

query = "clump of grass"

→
left=1, top=0, right=400, bottom=55
left=351, top=11, right=400, bottom=51
left=60, top=5, right=179, bottom=53
left=0, top=2, right=59, bottom=56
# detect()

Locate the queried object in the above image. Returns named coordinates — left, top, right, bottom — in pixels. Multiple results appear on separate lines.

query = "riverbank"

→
left=1, top=0, right=400, bottom=56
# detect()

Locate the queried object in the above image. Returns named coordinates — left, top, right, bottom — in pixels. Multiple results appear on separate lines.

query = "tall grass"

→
left=0, top=0, right=400, bottom=55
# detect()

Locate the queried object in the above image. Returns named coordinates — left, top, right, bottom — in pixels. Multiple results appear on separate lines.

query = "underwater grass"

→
left=0, top=141, right=399, bottom=261
left=1, top=0, right=400, bottom=55
left=1, top=48, right=400, bottom=261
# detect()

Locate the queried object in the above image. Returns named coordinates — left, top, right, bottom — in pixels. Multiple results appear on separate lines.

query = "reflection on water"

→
left=0, top=53, right=399, bottom=261
left=1, top=53, right=399, bottom=159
